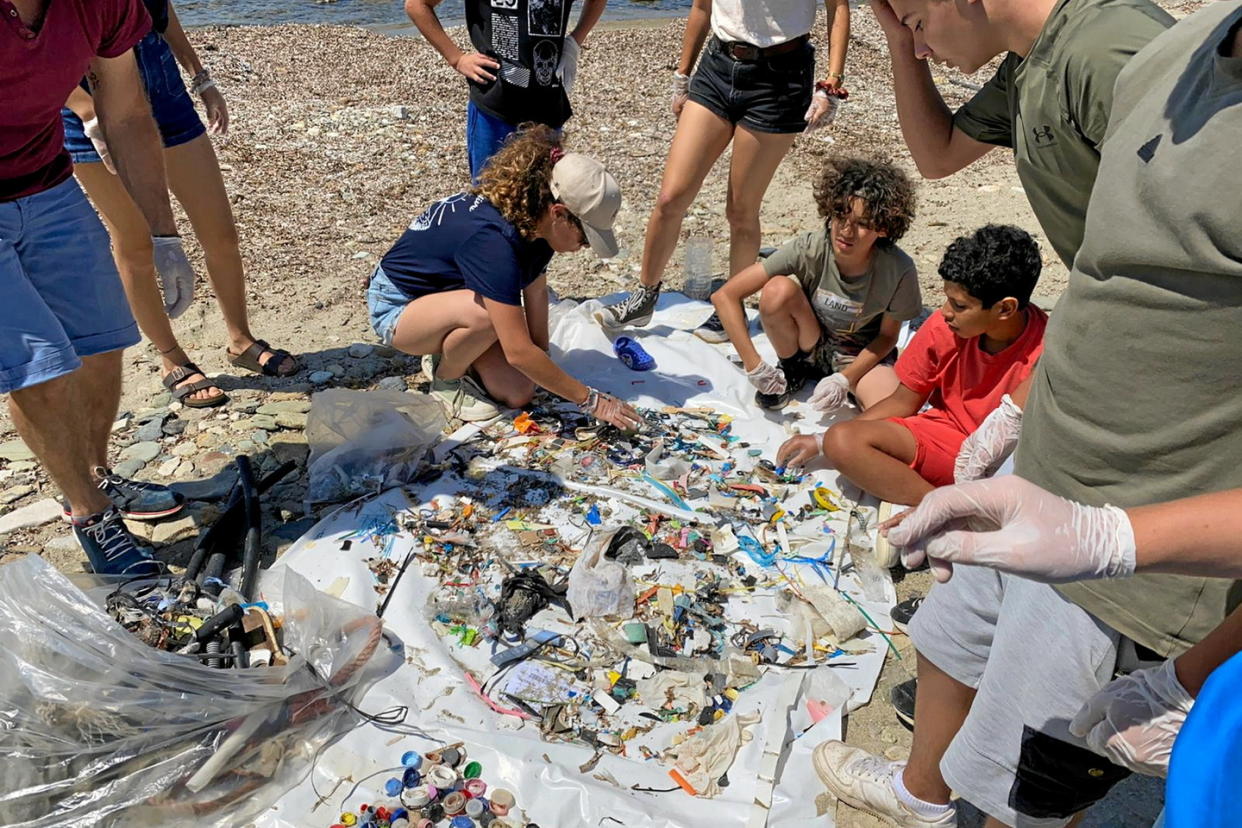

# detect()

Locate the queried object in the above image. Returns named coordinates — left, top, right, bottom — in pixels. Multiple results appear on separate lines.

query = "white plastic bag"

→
left=305, top=389, right=445, bottom=504
left=566, top=527, right=635, bottom=619
left=0, top=555, right=401, bottom=827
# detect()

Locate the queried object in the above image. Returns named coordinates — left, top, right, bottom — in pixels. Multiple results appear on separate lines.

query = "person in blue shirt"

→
left=367, top=125, right=641, bottom=430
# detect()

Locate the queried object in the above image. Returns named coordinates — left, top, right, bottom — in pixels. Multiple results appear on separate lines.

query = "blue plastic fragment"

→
left=613, top=336, right=656, bottom=371
left=384, top=776, right=403, bottom=796
left=586, top=504, right=602, bottom=525
left=493, top=506, right=511, bottom=522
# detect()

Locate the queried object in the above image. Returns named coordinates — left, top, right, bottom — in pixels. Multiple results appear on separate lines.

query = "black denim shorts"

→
left=688, top=37, right=815, bottom=134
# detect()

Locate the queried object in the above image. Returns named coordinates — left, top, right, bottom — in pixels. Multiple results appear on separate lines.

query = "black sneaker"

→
left=891, top=677, right=916, bottom=729
left=62, top=466, right=185, bottom=523
left=73, top=506, right=161, bottom=577
left=595, top=283, right=661, bottom=329
left=694, top=311, right=729, bottom=343
left=892, top=595, right=924, bottom=633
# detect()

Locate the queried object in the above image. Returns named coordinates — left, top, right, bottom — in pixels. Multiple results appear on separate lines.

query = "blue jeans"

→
left=366, top=264, right=413, bottom=346
left=61, top=31, right=206, bottom=163
left=0, top=178, right=140, bottom=392
left=466, top=101, right=519, bottom=182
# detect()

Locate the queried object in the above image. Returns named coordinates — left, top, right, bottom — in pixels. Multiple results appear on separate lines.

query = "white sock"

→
left=891, top=764, right=953, bottom=819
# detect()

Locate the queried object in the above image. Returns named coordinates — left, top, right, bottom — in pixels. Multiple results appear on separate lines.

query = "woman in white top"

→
left=596, top=0, right=849, bottom=333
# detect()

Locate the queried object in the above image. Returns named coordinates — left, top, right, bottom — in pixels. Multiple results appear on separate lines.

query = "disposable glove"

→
left=803, top=89, right=839, bottom=132
left=152, top=236, right=196, bottom=319
left=582, top=389, right=643, bottom=432
left=808, top=373, right=851, bottom=413
left=776, top=434, right=823, bottom=468
left=885, top=476, right=1137, bottom=584
left=671, top=72, right=690, bottom=116
left=558, top=35, right=581, bottom=94
left=954, top=394, right=1022, bottom=482
left=1070, top=659, right=1194, bottom=777
left=745, top=360, right=787, bottom=395
left=83, top=118, right=116, bottom=174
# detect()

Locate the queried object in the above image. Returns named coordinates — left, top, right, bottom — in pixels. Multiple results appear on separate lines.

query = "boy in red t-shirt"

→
left=777, top=225, right=1047, bottom=505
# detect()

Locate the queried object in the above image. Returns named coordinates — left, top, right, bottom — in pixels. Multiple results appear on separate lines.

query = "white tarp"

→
left=259, top=294, right=896, bottom=827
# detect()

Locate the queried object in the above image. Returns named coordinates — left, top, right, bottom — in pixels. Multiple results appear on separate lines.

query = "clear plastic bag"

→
left=567, top=527, right=635, bottom=619
left=305, top=389, right=445, bottom=504
left=0, top=555, right=401, bottom=827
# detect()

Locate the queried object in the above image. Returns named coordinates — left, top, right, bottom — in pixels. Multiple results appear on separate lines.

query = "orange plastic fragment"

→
left=668, top=768, right=698, bottom=796
left=513, top=412, right=540, bottom=434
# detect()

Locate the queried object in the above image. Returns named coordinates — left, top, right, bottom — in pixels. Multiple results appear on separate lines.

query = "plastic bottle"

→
left=683, top=236, right=714, bottom=300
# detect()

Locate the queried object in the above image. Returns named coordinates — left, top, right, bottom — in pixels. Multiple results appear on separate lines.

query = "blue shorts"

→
left=366, top=264, right=412, bottom=346
left=0, top=178, right=140, bottom=392
left=61, top=31, right=206, bottom=163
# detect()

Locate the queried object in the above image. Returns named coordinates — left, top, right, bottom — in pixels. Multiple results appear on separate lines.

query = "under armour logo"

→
left=1031, top=125, right=1056, bottom=146
left=1137, top=134, right=1162, bottom=163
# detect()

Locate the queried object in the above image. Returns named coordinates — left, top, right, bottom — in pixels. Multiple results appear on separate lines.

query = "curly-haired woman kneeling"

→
left=366, top=126, right=641, bottom=429
left=711, top=156, right=920, bottom=411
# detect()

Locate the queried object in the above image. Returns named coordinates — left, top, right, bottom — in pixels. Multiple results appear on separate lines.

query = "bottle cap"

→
left=464, top=779, right=487, bottom=798
left=400, top=786, right=431, bottom=809
left=488, top=789, right=515, bottom=813
left=450, top=817, right=475, bottom=828
left=403, top=767, right=422, bottom=788
left=384, top=778, right=403, bottom=797
left=463, top=761, right=483, bottom=779
left=441, top=747, right=463, bottom=767
left=465, top=798, right=485, bottom=818
left=427, top=764, right=458, bottom=789
left=442, top=791, right=467, bottom=816
left=401, top=751, right=423, bottom=769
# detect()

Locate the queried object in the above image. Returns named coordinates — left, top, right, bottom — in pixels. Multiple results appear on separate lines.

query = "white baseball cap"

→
left=549, top=153, right=622, bottom=259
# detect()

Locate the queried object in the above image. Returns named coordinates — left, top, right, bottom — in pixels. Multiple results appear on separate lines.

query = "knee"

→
left=822, top=422, right=858, bottom=466
left=724, top=198, right=758, bottom=232
left=758, top=276, right=799, bottom=315
left=653, top=186, right=694, bottom=218
left=197, top=222, right=241, bottom=256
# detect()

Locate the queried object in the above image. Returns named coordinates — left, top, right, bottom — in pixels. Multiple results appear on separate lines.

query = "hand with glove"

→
left=83, top=118, right=116, bottom=174
left=884, top=475, right=1137, bottom=584
left=745, top=360, right=787, bottom=395
left=803, top=82, right=846, bottom=133
left=1070, top=659, right=1194, bottom=777
left=808, top=373, right=852, bottom=413
left=581, top=388, right=643, bottom=432
left=776, top=433, right=823, bottom=469
left=671, top=72, right=691, bottom=117
left=152, top=236, right=196, bottom=319
left=557, top=35, right=581, bottom=94
left=955, top=394, right=1023, bottom=482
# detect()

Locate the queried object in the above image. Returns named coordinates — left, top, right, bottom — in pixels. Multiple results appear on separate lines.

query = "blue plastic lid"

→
left=384, top=777, right=402, bottom=797
left=450, top=817, right=475, bottom=828
left=400, top=750, right=422, bottom=768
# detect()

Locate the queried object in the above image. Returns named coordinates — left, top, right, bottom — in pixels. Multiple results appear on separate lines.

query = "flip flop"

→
left=163, top=362, right=228, bottom=408
left=226, top=339, right=300, bottom=377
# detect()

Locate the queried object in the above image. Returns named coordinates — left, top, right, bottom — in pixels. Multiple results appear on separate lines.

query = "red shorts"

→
left=887, top=413, right=969, bottom=488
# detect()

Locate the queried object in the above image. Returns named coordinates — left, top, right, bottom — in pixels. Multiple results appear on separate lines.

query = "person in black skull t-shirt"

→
left=407, top=0, right=609, bottom=180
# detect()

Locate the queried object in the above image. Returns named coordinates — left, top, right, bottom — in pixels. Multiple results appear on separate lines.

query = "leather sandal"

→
left=226, top=339, right=300, bottom=377
left=163, top=362, right=228, bottom=408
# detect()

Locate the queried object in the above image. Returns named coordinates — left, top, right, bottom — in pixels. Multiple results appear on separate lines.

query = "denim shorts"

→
left=0, top=178, right=140, bottom=392
left=366, top=264, right=412, bottom=346
left=61, top=31, right=206, bottom=163
left=689, top=37, right=815, bottom=134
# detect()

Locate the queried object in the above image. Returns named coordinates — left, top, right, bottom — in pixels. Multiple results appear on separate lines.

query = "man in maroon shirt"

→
left=2, top=0, right=195, bottom=574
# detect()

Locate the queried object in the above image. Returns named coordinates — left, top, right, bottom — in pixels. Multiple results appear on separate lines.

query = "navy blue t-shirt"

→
left=380, top=194, right=553, bottom=306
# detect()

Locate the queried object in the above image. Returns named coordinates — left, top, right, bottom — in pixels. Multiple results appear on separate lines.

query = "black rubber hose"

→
left=236, top=455, right=262, bottom=603
left=190, top=460, right=295, bottom=585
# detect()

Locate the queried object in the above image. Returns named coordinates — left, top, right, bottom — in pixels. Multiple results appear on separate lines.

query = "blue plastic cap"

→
left=384, top=777, right=403, bottom=797
left=401, top=750, right=422, bottom=768
left=450, top=817, right=475, bottom=828
left=402, top=767, right=421, bottom=788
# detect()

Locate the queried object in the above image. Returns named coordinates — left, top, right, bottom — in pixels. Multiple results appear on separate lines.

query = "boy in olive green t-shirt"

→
left=711, top=157, right=922, bottom=411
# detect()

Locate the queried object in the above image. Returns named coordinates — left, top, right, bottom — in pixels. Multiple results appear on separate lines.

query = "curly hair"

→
left=471, top=123, right=562, bottom=240
left=938, top=224, right=1042, bottom=308
left=813, top=156, right=916, bottom=246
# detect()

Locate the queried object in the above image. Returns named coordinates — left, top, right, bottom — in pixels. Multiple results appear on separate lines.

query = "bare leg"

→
left=637, top=102, right=735, bottom=288
left=164, top=136, right=293, bottom=372
left=472, top=342, right=535, bottom=409
left=902, top=650, right=976, bottom=804
left=389, top=290, right=498, bottom=380
left=724, top=125, right=798, bottom=277
left=757, top=276, right=820, bottom=359
left=73, top=163, right=224, bottom=404
left=821, top=419, right=933, bottom=505
left=8, top=358, right=121, bottom=517
left=854, top=365, right=901, bottom=409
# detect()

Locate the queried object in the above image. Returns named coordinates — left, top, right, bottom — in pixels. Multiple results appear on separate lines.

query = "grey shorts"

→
left=908, top=566, right=1134, bottom=826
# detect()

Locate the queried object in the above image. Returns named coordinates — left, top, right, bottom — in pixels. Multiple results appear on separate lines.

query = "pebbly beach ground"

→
left=0, top=5, right=1204, bottom=823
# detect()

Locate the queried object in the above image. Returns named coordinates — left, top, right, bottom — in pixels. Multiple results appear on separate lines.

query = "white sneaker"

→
left=421, top=354, right=501, bottom=422
left=814, top=741, right=957, bottom=827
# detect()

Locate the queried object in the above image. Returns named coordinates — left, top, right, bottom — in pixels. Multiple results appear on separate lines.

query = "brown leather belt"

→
left=716, top=34, right=809, bottom=61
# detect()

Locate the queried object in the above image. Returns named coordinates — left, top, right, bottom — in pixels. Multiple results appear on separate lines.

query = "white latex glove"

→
left=1070, top=660, right=1194, bottom=777
left=885, top=476, right=1137, bottom=584
left=151, top=236, right=196, bottom=319
left=745, top=360, right=787, bottom=395
left=671, top=72, right=691, bottom=117
left=808, top=373, right=851, bottom=413
left=82, top=117, right=116, bottom=174
left=803, top=89, right=839, bottom=133
left=583, top=390, right=643, bottom=432
left=557, top=35, right=581, bottom=94
left=955, top=394, right=1023, bottom=482
left=776, top=433, right=823, bottom=468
